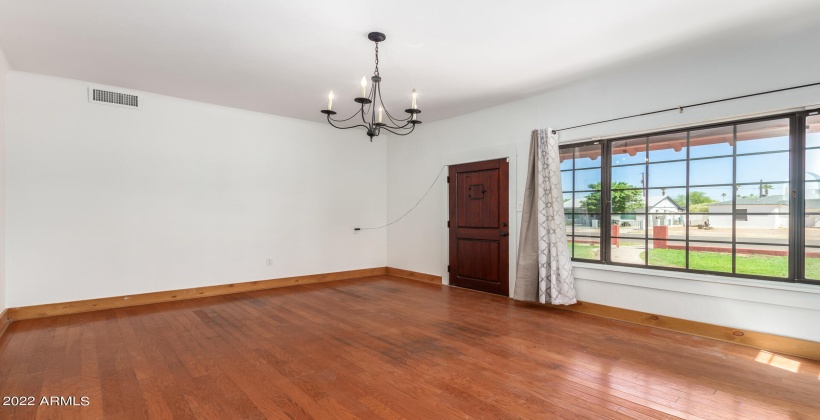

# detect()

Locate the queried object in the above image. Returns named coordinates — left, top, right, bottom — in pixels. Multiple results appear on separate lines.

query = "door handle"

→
left=500, top=231, right=509, bottom=237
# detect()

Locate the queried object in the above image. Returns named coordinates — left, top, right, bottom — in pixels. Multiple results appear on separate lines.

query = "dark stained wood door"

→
left=448, top=158, right=509, bottom=296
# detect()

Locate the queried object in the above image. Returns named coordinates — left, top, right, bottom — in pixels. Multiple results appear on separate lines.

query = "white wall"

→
left=386, top=20, right=820, bottom=341
left=0, top=47, right=10, bottom=313
left=5, top=72, right=387, bottom=307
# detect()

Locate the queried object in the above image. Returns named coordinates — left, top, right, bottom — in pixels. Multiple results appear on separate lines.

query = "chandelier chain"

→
left=374, top=42, right=380, bottom=76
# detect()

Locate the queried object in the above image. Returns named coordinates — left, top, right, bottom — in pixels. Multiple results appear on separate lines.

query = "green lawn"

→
left=571, top=243, right=820, bottom=279
left=643, top=248, right=811, bottom=278
left=569, top=242, right=599, bottom=260
left=807, top=258, right=820, bottom=280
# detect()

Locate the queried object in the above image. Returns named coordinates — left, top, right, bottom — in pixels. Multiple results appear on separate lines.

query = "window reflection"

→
left=648, top=132, right=686, bottom=162
left=690, top=126, right=733, bottom=158
left=612, top=138, right=646, bottom=166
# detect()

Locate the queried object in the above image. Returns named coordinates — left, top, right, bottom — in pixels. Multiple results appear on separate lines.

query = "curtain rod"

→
left=551, top=81, right=820, bottom=134
left=555, top=103, right=819, bottom=146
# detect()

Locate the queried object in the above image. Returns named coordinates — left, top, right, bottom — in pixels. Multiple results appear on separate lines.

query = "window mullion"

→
left=685, top=131, right=690, bottom=270
left=643, top=138, right=649, bottom=266
left=792, top=114, right=806, bottom=281
left=602, top=142, right=611, bottom=264
left=732, top=125, right=737, bottom=274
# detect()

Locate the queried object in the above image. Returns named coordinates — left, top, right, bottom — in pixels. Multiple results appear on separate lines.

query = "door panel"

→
left=457, top=240, right=500, bottom=280
left=457, top=170, right=500, bottom=228
left=448, top=159, right=509, bottom=296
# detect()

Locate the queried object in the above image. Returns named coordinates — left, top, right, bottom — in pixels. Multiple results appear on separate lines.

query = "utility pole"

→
left=641, top=172, right=646, bottom=197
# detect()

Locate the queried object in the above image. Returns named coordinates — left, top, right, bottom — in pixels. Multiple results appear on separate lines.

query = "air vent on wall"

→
left=88, top=87, right=141, bottom=109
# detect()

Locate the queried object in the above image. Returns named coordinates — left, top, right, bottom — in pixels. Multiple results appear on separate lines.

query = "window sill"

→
left=571, top=261, right=820, bottom=295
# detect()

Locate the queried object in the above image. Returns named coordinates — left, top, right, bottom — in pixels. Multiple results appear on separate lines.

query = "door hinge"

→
left=447, top=176, right=450, bottom=183
left=447, top=265, right=451, bottom=272
left=447, top=220, right=450, bottom=228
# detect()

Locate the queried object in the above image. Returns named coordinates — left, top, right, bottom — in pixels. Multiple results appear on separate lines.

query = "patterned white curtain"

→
left=514, top=129, right=577, bottom=305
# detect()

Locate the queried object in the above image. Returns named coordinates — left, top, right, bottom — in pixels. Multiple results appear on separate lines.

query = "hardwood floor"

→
left=1, top=276, right=818, bottom=419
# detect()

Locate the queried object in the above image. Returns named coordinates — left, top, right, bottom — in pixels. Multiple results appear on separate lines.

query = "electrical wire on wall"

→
left=355, top=165, right=447, bottom=231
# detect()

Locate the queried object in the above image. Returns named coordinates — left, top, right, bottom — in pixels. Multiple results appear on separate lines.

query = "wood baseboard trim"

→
left=0, top=309, right=10, bottom=340
left=385, top=267, right=442, bottom=284
left=8, top=267, right=389, bottom=321
left=553, top=300, right=820, bottom=361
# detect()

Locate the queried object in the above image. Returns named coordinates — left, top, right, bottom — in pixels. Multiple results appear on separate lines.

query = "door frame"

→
left=441, top=143, right=518, bottom=296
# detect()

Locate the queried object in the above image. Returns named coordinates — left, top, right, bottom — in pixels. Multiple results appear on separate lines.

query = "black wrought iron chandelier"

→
left=321, top=32, right=421, bottom=141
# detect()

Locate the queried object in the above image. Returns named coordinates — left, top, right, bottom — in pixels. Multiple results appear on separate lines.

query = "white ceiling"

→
left=1, top=0, right=819, bottom=123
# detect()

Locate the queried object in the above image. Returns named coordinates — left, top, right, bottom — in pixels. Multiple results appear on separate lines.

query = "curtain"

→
left=514, top=129, right=577, bottom=305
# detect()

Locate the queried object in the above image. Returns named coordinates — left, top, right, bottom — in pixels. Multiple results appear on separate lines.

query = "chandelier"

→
left=321, top=32, right=421, bottom=141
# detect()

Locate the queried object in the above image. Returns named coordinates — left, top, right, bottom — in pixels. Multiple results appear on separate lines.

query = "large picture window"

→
left=560, top=111, right=819, bottom=284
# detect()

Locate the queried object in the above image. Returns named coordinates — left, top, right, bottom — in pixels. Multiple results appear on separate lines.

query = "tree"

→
left=580, top=182, right=643, bottom=214
left=673, top=191, right=716, bottom=212
left=689, top=203, right=710, bottom=213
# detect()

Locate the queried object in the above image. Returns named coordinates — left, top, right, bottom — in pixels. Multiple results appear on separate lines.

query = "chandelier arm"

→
left=370, top=90, right=378, bottom=127
left=376, top=83, right=411, bottom=123
left=326, top=114, right=370, bottom=130
left=383, top=105, right=410, bottom=121
left=384, top=105, right=413, bottom=125
left=328, top=107, right=362, bottom=123
left=360, top=102, right=371, bottom=126
left=381, top=121, right=412, bottom=130
left=329, top=121, right=371, bottom=131
left=365, top=85, right=375, bottom=115
left=381, top=105, right=410, bottom=126
left=365, top=76, right=379, bottom=113
left=381, top=124, right=416, bottom=136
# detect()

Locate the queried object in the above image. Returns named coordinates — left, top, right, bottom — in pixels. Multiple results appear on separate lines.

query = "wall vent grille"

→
left=88, top=88, right=141, bottom=109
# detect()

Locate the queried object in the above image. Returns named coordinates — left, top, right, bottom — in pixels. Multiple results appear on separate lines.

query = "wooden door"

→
left=448, top=158, right=509, bottom=296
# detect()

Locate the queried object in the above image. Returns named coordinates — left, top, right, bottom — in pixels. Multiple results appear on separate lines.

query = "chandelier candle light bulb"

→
left=360, top=77, right=367, bottom=98
left=378, top=106, right=383, bottom=123
left=328, top=91, right=334, bottom=110
left=412, top=89, right=417, bottom=109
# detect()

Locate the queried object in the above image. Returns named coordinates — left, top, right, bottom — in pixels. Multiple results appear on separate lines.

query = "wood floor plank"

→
left=1, top=276, right=819, bottom=419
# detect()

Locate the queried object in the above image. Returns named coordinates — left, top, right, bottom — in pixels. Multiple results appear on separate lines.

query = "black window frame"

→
left=561, top=142, right=605, bottom=262
left=804, top=112, right=820, bottom=282
left=560, top=110, right=820, bottom=285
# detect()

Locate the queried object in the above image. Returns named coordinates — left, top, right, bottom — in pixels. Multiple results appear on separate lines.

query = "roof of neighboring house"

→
left=564, top=195, right=687, bottom=213
left=709, top=195, right=789, bottom=205
left=709, top=196, right=820, bottom=208
left=635, top=195, right=684, bottom=213
left=565, top=194, right=820, bottom=211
